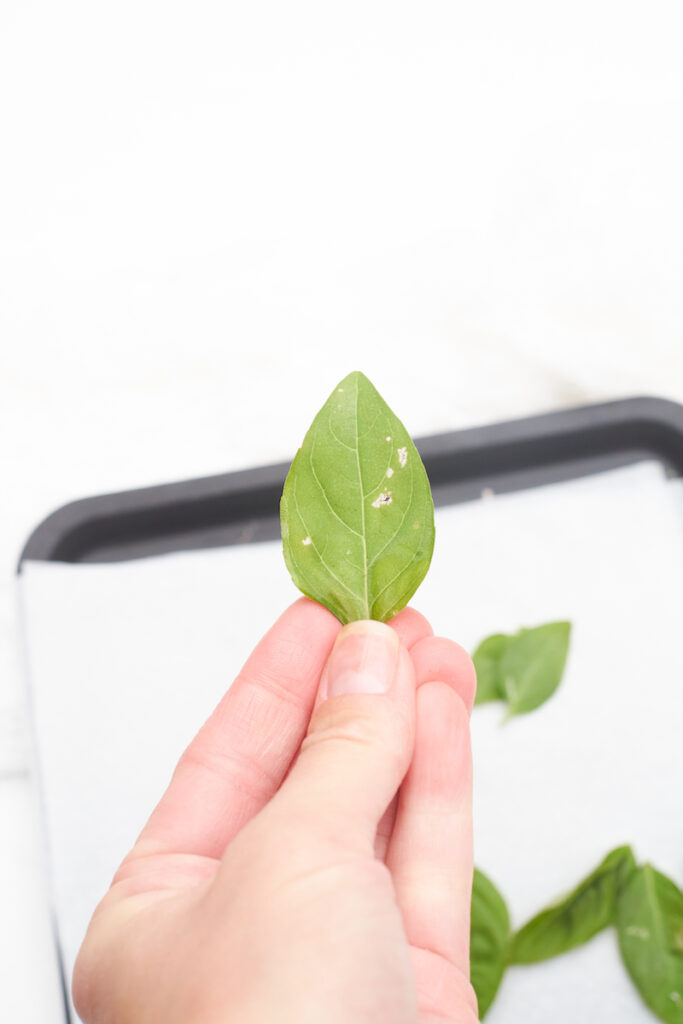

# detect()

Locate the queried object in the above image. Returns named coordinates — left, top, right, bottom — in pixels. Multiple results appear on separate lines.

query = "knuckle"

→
left=304, top=699, right=410, bottom=759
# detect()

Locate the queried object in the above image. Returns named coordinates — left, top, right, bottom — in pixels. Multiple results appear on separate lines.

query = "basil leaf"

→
left=472, top=622, right=571, bottom=716
left=617, top=864, right=683, bottom=1023
left=510, top=845, right=636, bottom=964
left=280, top=371, right=435, bottom=623
left=470, top=867, right=510, bottom=1019
left=472, top=634, right=508, bottom=704
left=500, top=621, right=571, bottom=716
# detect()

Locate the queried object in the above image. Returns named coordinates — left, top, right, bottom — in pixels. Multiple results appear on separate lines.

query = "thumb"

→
left=272, top=620, right=416, bottom=850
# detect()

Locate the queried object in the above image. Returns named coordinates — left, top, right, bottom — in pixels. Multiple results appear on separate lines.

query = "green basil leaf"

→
left=617, top=864, right=683, bottom=1023
left=500, top=621, right=571, bottom=717
left=472, top=634, right=508, bottom=704
left=280, top=371, right=435, bottom=623
left=471, top=621, right=571, bottom=716
left=510, top=846, right=637, bottom=964
left=470, top=867, right=510, bottom=1019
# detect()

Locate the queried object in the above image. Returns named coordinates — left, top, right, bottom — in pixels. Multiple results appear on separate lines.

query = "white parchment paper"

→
left=19, top=461, right=683, bottom=1022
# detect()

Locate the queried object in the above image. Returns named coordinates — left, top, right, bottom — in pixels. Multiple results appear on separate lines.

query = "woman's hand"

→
left=73, top=598, right=478, bottom=1023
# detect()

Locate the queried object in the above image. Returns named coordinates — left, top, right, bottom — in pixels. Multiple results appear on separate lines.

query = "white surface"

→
left=20, top=461, right=683, bottom=1023
left=2, top=0, right=683, bottom=1019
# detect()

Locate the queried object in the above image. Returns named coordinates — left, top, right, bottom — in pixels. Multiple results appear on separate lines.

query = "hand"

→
left=73, top=598, right=478, bottom=1024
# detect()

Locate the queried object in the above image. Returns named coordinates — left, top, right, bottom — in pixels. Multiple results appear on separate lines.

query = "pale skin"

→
left=73, top=598, right=479, bottom=1024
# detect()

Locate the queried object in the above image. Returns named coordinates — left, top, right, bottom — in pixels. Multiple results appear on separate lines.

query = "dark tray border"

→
left=19, top=395, right=683, bottom=569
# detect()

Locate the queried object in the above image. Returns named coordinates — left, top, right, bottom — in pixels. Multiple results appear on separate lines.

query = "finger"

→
left=372, top=607, right=433, bottom=859
left=388, top=606, right=434, bottom=649
left=283, top=604, right=434, bottom=805
left=410, top=636, right=477, bottom=713
left=385, top=681, right=473, bottom=975
left=374, top=801, right=397, bottom=861
left=311, top=604, right=432, bottom=717
left=271, top=621, right=416, bottom=852
left=374, top=634, right=473, bottom=861
left=128, top=598, right=341, bottom=861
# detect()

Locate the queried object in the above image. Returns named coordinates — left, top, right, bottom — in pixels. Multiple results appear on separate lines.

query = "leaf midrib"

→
left=353, top=376, right=370, bottom=618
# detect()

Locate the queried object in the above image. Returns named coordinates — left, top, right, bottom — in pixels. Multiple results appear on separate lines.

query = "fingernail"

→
left=325, top=621, right=400, bottom=697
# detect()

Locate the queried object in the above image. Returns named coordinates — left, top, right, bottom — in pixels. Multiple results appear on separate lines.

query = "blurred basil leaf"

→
left=471, top=867, right=510, bottom=1019
left=510, top=845, right=636, bottom=964
left=472, top=634, right=508, bottom=704
left=473, top=621, right=571, bottom=717
left=280, top=371, right=435, bottom=623
left=617, top=864, right=683, bottom=1023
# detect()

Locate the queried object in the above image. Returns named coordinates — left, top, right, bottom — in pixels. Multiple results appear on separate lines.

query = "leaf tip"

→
left=337, top=368, right=369, bottom=389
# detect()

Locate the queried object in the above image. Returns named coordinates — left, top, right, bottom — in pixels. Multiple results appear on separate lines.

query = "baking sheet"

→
left=19, top=460, right=683, bottom=1022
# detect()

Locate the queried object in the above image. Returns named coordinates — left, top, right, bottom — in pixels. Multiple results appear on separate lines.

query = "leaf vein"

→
left=309, top=440, right=362, bottom=538
left=367, top=464, right=415, bottom=570
left=356, top=410, right=381, bottom=441
left=328, top=420, right=356, bottom=452
left=374, top=507, right=432, bottom=617
left=362, top=443, right=396, bottom=498
left=292, top=484, right=361, bottom=604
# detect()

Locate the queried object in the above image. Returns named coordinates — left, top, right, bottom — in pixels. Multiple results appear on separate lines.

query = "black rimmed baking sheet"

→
left=18, top=396, right=683, bottom=568
left=17, top=395, right=683, bottom=1024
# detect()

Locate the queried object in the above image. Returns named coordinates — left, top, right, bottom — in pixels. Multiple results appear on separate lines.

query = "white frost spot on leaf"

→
left=302, top=536, right=312, bottom=546
left=385, top=436, right=391, bottom=442
left=670, top=993, right=682, bottom=1005
left=397, top=446, right=408, bottom=467
left=386, top=467, right=394, bottom=478
left=338, top=387, right=344, bottom=392
left=372, top=491, right=393, bottom=508
left=625, top=926, right=650, bottom=940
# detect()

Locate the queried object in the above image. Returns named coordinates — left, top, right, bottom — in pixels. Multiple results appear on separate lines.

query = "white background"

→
left=1, top=0, right=683, bottom=1019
